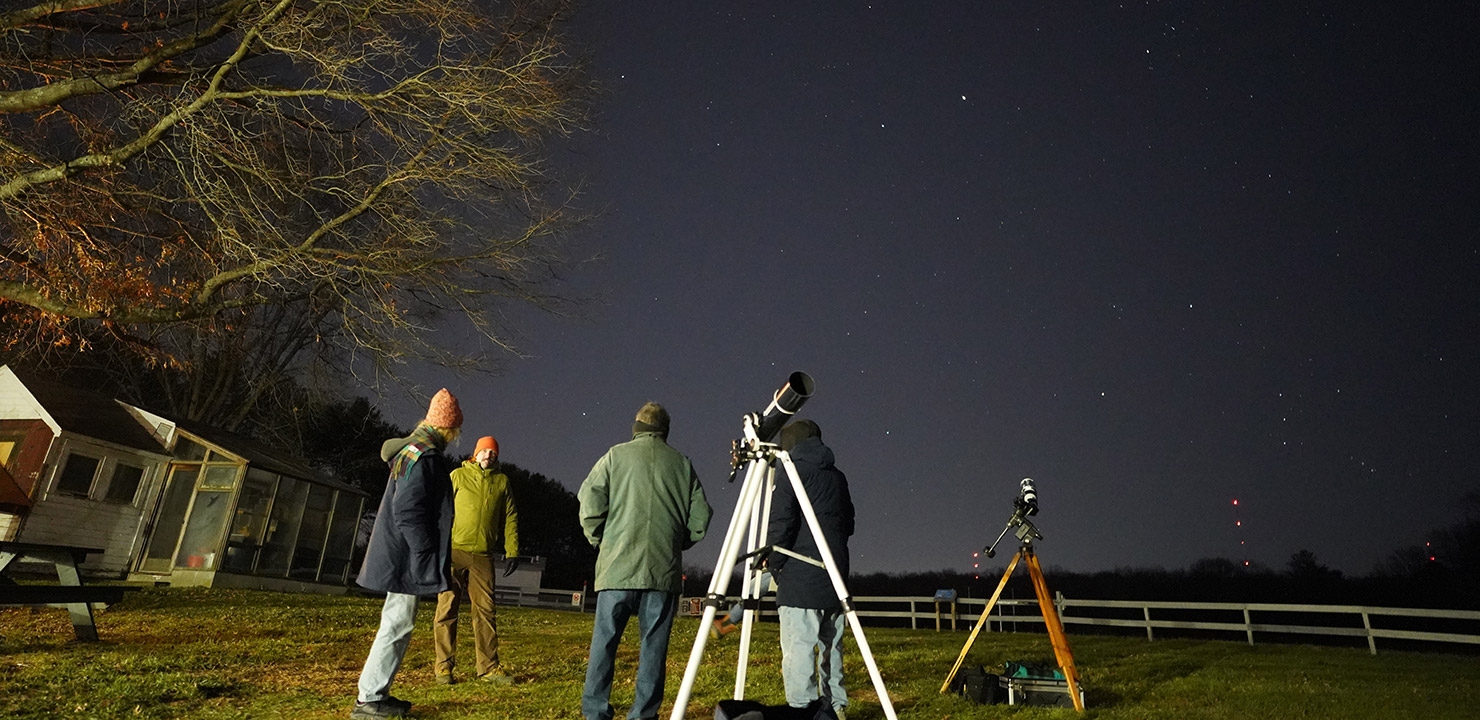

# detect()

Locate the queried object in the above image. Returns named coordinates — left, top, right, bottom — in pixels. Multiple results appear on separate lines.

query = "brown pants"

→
left=434, top=549, right=499, bottom=675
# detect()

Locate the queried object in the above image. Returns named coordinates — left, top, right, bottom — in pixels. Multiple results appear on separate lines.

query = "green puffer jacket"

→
left=449, top=460, right=519, bottom=557
left=578, top=432, right=712, bottom=592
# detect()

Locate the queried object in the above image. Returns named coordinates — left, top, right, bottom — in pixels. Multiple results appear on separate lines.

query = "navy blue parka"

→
left=356, top=428, right=455, bottom=596
left=766, top=436, right=855, bottom=610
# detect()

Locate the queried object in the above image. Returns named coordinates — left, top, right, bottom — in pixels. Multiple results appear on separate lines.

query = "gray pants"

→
left=357, top=592, right=419, bottom=702
left=779, top=606, right=848, bottom=711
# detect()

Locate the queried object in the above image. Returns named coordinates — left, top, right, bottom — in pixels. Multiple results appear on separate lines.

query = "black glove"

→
left=502, top=557, right=520, bottom=577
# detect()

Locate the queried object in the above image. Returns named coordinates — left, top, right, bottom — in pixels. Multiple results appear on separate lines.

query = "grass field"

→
left=2, top=588, right=1477, bottom=719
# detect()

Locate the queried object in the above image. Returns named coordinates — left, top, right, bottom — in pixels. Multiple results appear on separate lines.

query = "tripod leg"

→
left=941, top=551, right=1024, bottom=693
left=733, top=463, right=776, bottom=698
left=669, top=458, right=771, bottom=720
left=935, top=551, right=1018, bottom=693
left=774, top=452, right=899, bottom=720
left=1026, top=552, right=1084, bottom=712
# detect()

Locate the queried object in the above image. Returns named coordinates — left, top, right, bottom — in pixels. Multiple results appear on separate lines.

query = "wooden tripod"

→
left=940, top=543, right=1085, bottom=711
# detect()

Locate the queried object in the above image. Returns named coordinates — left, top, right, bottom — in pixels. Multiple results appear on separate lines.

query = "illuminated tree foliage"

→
left=0, top=0, right=589, bottom=377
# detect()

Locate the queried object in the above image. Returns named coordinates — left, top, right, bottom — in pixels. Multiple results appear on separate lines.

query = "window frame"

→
left=102, top=461, right=148, bottom=505
left=53, top=451, right=104, bottom=498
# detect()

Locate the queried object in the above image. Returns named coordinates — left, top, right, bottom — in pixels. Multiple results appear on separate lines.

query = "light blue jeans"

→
left=779, top=606, right=847, bottom=711
left=582, top=590, right=678, bottom=720
left=357, top=592, right=419, bottom=703
left=726, top=570, right=775, bottom=625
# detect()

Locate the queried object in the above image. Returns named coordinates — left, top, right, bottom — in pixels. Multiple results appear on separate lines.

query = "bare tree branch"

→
left=0, top=0, right=593, bottom=387
left=0, top=0, right=252, bottom=114
left=0, top=0, right=126, bottom=32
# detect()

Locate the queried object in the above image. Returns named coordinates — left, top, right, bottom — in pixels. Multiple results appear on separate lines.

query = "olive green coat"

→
left=578, top=432, right=712, bottom=592
left=449, top=460, right=519, bottom=557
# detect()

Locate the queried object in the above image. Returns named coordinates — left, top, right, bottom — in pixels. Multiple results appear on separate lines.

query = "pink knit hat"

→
left=424, top=388, right=463, bottom=428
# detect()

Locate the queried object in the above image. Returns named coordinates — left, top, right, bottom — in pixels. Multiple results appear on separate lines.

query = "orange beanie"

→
left=475, top=436, right=499, bottom=456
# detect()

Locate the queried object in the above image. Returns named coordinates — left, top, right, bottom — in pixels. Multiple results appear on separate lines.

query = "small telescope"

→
left=983, top=477, right=1044, bottom=558
left=1016, top=477, right=1038, bottom=517
left=727, top=372, right=814, bottom=481
left=754, top=371, right=814, bottom=441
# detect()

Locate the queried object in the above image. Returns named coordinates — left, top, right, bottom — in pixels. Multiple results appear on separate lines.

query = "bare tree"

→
left=0, top=0, right=591, bottom=385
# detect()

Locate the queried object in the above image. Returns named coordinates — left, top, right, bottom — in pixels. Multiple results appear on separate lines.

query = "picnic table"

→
left=0, top=540, right=137, bottom=641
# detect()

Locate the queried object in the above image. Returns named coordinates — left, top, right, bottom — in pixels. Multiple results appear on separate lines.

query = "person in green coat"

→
left=433, top=435, right=519, bottom=686
left=578, top=402, right=712, bottom=720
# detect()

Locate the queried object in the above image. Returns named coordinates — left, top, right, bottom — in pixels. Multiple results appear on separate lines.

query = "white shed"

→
left=1, top=365, right=371, bottom=593
left=0, top=366, right=173, bottom=575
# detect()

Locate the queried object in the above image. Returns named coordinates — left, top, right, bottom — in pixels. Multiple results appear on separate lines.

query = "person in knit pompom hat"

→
left=351, top=389, right=463, bottom=719
left=577, top=401, right=712, bottom=720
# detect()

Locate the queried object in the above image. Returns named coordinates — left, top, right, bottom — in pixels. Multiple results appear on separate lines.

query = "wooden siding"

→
left=20, top=433, right=169, bottom=577
left=0, top=419, right=59, bottom=499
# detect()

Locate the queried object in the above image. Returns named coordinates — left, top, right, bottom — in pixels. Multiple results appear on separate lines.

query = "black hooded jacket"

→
left=766, top=436, right=855, bottom=610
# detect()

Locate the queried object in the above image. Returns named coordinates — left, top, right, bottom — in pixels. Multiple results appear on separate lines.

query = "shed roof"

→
left=3, top=366, right=368, bottom=499
left=168, top=415, right=368, bottom=497
left=7, top=369, right=168, bottom=456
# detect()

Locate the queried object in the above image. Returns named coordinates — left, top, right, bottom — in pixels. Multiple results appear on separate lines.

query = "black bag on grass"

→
left=714, top=698, right=838, bottom=720
left=948, top=665, right=1002, bottom=705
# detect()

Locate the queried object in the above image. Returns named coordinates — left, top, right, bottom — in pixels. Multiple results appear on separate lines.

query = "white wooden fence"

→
left=534, top=588, right=1480, bottom=656
left=865, top=594, right=1480, bottom=655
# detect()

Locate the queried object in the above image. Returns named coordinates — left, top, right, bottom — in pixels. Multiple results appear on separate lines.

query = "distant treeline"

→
left=683, top=501, right=1480, bottom=610
left=685, top=561, right=1475, bottom=610
left=843, top=562, right=1475, bottom=610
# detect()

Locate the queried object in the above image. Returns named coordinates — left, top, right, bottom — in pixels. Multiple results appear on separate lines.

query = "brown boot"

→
left=710, top=619, right=738, bottom=639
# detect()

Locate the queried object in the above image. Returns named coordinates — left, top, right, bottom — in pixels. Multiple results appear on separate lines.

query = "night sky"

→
left=401, top=3, right=1478, bottom=578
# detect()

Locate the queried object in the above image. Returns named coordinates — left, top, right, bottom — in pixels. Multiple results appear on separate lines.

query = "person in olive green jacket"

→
left=578, top=402, right=712, bottom=720
left=433, top=435, right=519, bottom=686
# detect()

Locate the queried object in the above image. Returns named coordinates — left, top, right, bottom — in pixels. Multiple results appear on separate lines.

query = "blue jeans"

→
left=582, top=590, right=678, bottom=720
left=357, top=592, right=419, bottom=702
left=779, top=606, right=847, bottom=711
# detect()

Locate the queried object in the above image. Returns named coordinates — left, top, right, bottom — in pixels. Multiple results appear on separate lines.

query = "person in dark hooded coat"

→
left=350, top=389, right=461, bottom=720
left=765, top=419, right=855, bottom=719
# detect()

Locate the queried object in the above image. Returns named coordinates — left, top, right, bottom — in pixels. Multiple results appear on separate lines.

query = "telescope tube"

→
left=754, top=371, right=815, bottom=442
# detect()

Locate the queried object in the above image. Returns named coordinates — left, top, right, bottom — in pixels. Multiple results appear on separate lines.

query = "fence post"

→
left=1362, top=610, right=1377, bottom=655
left=1144, top=606, right=1154, bottom=642
left=1243, top=606, right=1254, bottom=646
left=909, top=600, right=916, bottom=631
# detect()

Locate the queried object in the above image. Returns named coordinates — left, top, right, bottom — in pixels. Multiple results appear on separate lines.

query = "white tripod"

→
left=668, top=413, right=898, bottom=720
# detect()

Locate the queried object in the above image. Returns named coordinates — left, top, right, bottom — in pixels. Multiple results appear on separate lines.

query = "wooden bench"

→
left=0, top=541, right=139, bottom=641
left=1, top=584, right=137, bottom=606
